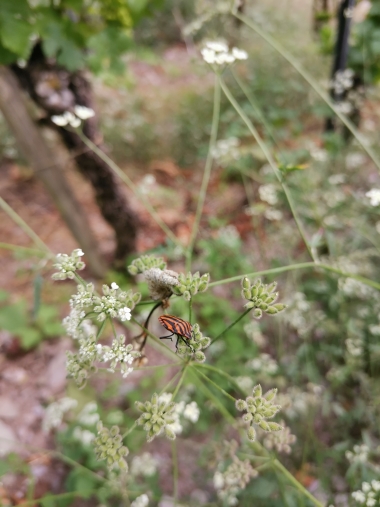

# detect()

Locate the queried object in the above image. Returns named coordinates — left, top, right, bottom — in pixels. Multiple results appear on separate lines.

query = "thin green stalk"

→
left=110, top=318, right=117, bottom=338
left=218, top=76, right=315, bottom=261
left=0, top=242, right=47, bottom=256
left=186, top=76, right=221, bottom=271
left=96, top=319, right=107, bottom=339
left=195, top=362, right=245, bottom=394
left=0, top=197, right=52, bottom=254
left=172, top=440, right=179, bottom=506
left=230, top=68, right=281, bottom=152
left=211, top=308, right=251, bottom=345
left=209, top=261, right=380, bottom=291
left=232, top=10, right=380, bottom=174
left=76, top=131, right=180, bottom=247
left=18, top=491, right=85, bottom=506
left=272, top=459, right=324, bottom=507
left=192, top=364, right=236, bottom=402
left=189, top=367, right=235, bottom=424
left=171, top=363, right=189, bottom=401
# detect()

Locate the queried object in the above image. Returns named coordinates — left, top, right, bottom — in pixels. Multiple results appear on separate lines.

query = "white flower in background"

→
left=183, top=401, right=200, bottom=423
left=352, top=481, right=380, bottom=506
left=131, top=452, right=158, bottom=477
left=52, top=249, right=85, bottom=280
left=218, top=225, right=240, bottom=247
left=111, top=282, right=119, bottom=290
left=335, top=101, right=353, bottom=115
left=51, top=111, right=81, bottom=128
left=43, top=397, right=78, bottom=432
left=310, top=146, right=328, bottom=162
left=74, top=105, right=95, bottom=120
left=77, top=402, right=100, bottom=426
left=330, top=68, right=354, bottom=94
left=264, top=208, right=283, bottom=221
left=328, top=174, right=345, bottom=185
left=235, top=376, right=254, bottom=393
left=212, top=137, right=240, bottom=164
left=366, top=189, right=380, bottom=206
left=346, top=444, right=369, bottom=464
left=247, top=353, right=278, bottom=375
left=72, top=427, right=95, bottom=445
left=346, top=337, right=363, bottom=357
left=201, top=40, right=248, bottom=66
left=259, top=184, right=278, bottom=205
left=131, top=494, right=149, bottom=507
left=346, top=152, right=366, bottom=169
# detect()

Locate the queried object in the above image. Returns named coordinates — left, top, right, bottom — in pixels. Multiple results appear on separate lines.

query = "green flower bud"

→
left=247, top=426, right=256, bottom=441
left=242, top=412, right=253, bottom=423
left=267, top=421, right=283, bottom=432
left=253, top=308, right=263, bottom=319
left=266, top=306, right=278, bottom=315
left=251, top=285, right=259, bottom=298
left=164, top=426, right=176, bottom=440
left=194, top=351, right=206, bottom=363
left=244, top=301, right=256, bottom=310
left=242, top=277, right=251, bottom=290
left=235, top=399, right=247, bottom=411
left=272, top=303, right=287, bottom=312
left=264, top=388, right=277, bottom=401
left=252, top=385, right=262, bottom=398
left=242, top=288, right=252, bottom=300
left=259, top=420, right=270, bottom=431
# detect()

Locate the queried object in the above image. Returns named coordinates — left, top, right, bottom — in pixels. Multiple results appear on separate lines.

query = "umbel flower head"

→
left=144, top=267, right=180, bottom=300
left=93, top=421, right=129, bottom=471
left=263, top=421, right=296, bottom=454
left=201, top=40, right=248, bottom=66
left=236, top=384, right=283, bottom=442
left=352, top=480, right=380, bottom=506
left=172, top=271, right=210, bottom=301
left=214, top=456, right=258, bottom=506
left=52, top=249, right=85, bottom=280
left=92, top=283, right=140, bottom=322
left=241, top=278, right=286, bottom=318
left=128, top=255, right=167, bottom=275
left=102, top=335, right=141, bottom=378
left=135, top=393, right=180, bottom=442
left=176, top=323, right=211, bottom=363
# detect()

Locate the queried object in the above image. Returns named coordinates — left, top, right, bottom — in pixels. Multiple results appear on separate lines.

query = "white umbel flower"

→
left=366, top=188, right=380, bottom=206
left=74, top=105, right=95, bottom=120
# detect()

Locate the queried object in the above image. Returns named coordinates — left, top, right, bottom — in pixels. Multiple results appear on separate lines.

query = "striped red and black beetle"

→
left=158, top=315, right=194, bottom=352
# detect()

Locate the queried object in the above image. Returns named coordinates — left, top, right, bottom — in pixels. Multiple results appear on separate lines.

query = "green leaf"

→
left=86, top=27, right=132, bottom=74
left=18, top=327, right=42, bottom=349
left=0, top=42, right=18, bottom=64
left=0, top=18, right=33, bottom=57
left=0, top=301, right=28, bottom=332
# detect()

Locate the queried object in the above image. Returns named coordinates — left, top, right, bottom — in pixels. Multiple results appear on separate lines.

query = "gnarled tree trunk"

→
left=12, top=44, right=138, bottom=269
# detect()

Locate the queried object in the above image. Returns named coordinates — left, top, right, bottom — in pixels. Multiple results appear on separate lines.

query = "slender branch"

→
left=0, top=197, right=52, bottom=254
left=0, top=242, right=48, bottom=256
left=186, top=76, right=221, bottom=271
left=195, top=362, right=246, bottom=394
left=211, top=308, right=251, bottom=345
left=218, top=76, right=315, bottom=261
left=192, top=364, right=236, bottom=402
left=232, top=10, right=380, bottom=174
left=171, top=363, right=189, bottom=401
left=208, top=261, right=380, bottom=291
left=76, top=131, right=181, bottom=247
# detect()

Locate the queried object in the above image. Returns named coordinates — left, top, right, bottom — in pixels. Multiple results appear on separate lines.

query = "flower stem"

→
left=192, top=364, right=236, bottom=402
left=172, top=440, right=179, bottom=506
left=211, top=308, right=251, bottom=345
left=186, top=75, right=221, bottom=272
left=0, top=197, right=52, bottom=255
left=218, top=76, right=315, bottom=261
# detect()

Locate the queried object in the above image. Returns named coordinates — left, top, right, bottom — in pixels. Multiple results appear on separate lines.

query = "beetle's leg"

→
left=175, top=335, right=180, bottom=351
left=160, top=333, right=174, bottom=342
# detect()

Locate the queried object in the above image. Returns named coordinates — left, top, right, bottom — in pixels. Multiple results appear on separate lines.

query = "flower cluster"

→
left=172, top=271, right=210, bottom=301
left=241, top=278, right=286, bottom=318
left=258, top=183, right=278, bottom=205
left=51, top=105, right=95, bottom=128
left=212, top=137, right=240, bottom=165
left=102, top=335, right=140, bottom=378
left=135, top=393, right=179, bottom=442
left=143, top=267, right=179, bottom=300
left=330, top=68, right=354, bottom=95
left=66, top=335, right=103, bottom=388
left=263, top=421, right=296, bottom=454
left=128, top=255, right=167, bottom=275
left=201, top=40, right=248, bottom=66
left=352, top=481, right=380, bottom=506
left=236, top=384, right=283, bottom=441
left=346, top=444, right=370, bottom=464
left=93, top=421, right=129, bottom=471
left=131, top=494, right=149, bottom=507
left=93, top=283, right=140, bottom=322
left=131, top=452, right=158, bottom=477
left=213, top=456, right=258, bottom=506
left=52, top=249, right=85, bottom=280
left=247, top=353, right=278, bottom=375
left=365, top=188, right=380, bottom=207
left=176, top=323, right=211, bottom=363
left=43, top=397, right=78, bottom=432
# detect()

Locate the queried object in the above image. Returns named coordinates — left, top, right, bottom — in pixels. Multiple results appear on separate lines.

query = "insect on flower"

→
left=158, top=315, right=194, bottom=352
